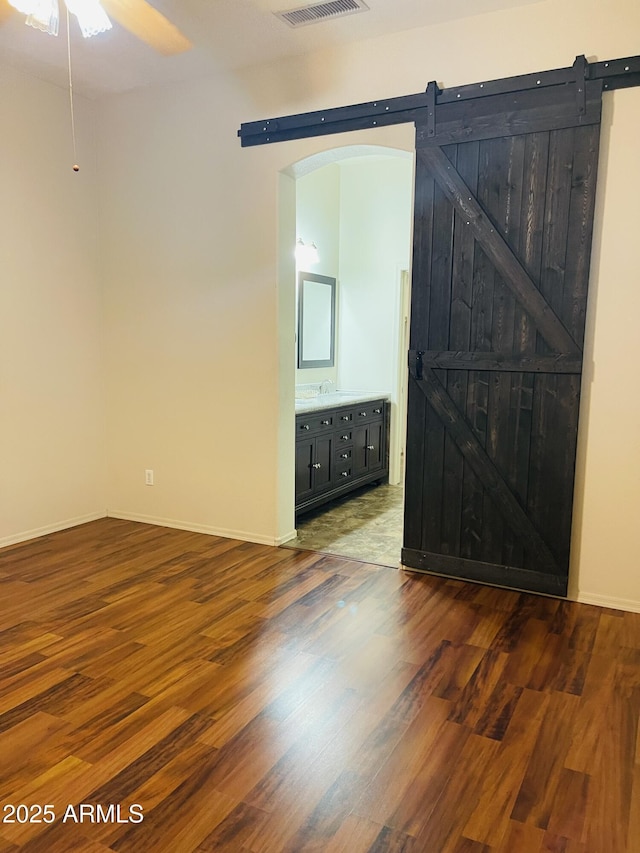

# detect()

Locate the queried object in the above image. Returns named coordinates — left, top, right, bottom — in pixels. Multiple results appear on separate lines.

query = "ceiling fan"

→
left=0, top=0, right=192, bottom=55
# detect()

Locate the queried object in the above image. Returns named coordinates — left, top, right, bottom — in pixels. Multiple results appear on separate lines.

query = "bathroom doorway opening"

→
left=282, top=146, right=414, bottom=567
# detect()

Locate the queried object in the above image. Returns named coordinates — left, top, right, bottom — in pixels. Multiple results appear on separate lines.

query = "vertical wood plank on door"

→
left=403, top=159, right=434, bottom=552
left=443, top=140, right=479, bottom=559
left=421, top=144, right=458, bottom=554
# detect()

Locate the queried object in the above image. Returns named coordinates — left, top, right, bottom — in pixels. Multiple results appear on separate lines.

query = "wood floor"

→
left=0, top=519, right=638, bottom=852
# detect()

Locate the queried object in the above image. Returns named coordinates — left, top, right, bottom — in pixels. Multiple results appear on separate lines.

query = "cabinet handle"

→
left=341, top=435, right=349, bottom=441
left=321, top=419, right=330, bottom=425
left=367, top=445, right=375, bottom=450
left=341, top=471, right=349, bottom=477
left=341, top=415, right=350, bottom=421
left=340, top=453, right=349, bottom=459
left=312, top=462, right=322, bottom=469
left=302, top=424, right=310, bottom=430
left=373, top=408, right=381, bottom=414
left=359, top=411, right=367, bottom=417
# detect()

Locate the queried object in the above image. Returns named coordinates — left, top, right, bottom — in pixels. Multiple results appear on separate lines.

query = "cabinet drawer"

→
left=296, top=413, right=334, bottom=435
left=334, top=463, right=353, bottom=483
left=333, top=400, right=385, bottom=426
left=335, top=430, right=353, bottom=445
left=354, top=403, right=384, bottom=423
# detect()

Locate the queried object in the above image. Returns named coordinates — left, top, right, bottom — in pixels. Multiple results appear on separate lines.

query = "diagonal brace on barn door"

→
left=410, top=365, right=561, bottom=575
left=418, top=145, right=581, bottom=356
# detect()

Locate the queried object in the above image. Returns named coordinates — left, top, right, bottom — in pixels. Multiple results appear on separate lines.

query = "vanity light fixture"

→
left=295, top=238, right=320, bottom=267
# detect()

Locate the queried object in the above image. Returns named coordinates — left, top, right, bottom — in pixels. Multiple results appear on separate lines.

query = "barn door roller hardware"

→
left=237, top=54, right=640, bottom=147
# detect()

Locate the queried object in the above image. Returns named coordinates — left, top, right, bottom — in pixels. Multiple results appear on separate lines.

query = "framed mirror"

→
left=297, top=272, right=336, bottom=369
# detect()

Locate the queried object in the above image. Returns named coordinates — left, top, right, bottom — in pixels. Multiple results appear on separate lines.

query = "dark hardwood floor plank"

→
left=628, top=728, right=640, bottom=853
left=352, top=696, right=453, bottom=825
left=195, top=801, right=270, bottom=852
left=0, top=711, right=76, bottom=800
left=510, top=690, right=581, bottom=828
left=322, top=814, right=385, bottom=852
left=450, top=839, right=490, bottom=853
left=77, top=740, right=219, bottom=850
left=548, top=599, right=600, bottom=652
left=466, top=605, right=506, bottom=649
left=244, top=688, right=365, bottom=816
left=364, top=824, right=423, bottom=852
left=540, top=832, right=588, bottom=852
left=409, top=731, right=500, bottom=849
left=471, top=679, right=523, bottom=741
left=579, top=669, right=639, bottom=852
left=385, top=593, right=482, bottom=666
left=432, top=643, right=485, bottom=701
left=563, top=651, right=617, bottom=774
left=0, top=518, right=637, bottom=852
left=544, top=767, right=590, bottom=843
left=86, top=713, right=215, bottom=806
left=73, top=700, right=192, bottom=766
left=110, top=749, right=239, bottom=853
left=499, top=820, right=546, bottom=851
left=462, top=688, right=548, bottom=847
left=447, top=648, right=510, bottom=728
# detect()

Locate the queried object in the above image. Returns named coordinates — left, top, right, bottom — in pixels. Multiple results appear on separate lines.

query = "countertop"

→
left=295, top=390, right=389, bottom=414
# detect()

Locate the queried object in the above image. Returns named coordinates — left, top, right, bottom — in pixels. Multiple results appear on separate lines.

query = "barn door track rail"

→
left=237, top=55, right=640, bottom=147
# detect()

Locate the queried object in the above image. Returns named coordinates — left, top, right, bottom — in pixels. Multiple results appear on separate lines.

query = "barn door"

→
left=402, top=80, right=603, bottom=596
left=238, top=54, right=638, bottom=591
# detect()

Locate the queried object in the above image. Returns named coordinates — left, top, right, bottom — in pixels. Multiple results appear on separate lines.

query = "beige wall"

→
left=97, top=77, right=288, bottom=542
left=337, top=156, right=413, bottom=394
left=295, top=163, right=341, bottom=388
left=3, top=0, right=639, bottom=609
left=97, top=0, right=640, bottom=608
left=572, top=87, right=640, bottom=610
left=0, top=66, right=106, bottom=546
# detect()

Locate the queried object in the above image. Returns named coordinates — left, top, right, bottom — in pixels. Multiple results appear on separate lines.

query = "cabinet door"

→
left=367, top=420, right=385, bottom=473
left=314, top=435, right=333, bottom=491
left=353, top=421, right=385, bottom=477
left=295, top=439, right=315, bottom=501
left=296, top=435, right=333, bottom=503
left=352, top=425, right=369, bottom=477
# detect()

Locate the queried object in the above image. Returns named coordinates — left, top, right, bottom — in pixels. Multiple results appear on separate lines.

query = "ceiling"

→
left=0, top=0, right=540, bottom=98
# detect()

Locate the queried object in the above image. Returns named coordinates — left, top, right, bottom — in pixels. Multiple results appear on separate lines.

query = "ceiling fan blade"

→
left=0, top=0, right=14, bottom=24
left=101, top=0, right=192, bottom=55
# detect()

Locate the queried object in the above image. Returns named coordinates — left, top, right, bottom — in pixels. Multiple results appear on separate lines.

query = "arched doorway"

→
left=278, top=145, right=414, bottom=566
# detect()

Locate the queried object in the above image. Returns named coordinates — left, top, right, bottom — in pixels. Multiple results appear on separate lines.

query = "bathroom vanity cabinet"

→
left=295, top=398, right=389, bottom=516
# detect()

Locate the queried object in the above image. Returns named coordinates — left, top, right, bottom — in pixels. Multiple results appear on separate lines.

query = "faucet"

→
left=319, top=379, right=334, bottom=395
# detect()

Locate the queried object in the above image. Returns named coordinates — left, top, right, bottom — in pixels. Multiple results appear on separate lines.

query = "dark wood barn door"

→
left=402, top=81, right=603, bottom=596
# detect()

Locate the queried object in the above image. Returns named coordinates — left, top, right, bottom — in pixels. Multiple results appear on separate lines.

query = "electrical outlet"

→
left=145, top=469, right=154, bottom=486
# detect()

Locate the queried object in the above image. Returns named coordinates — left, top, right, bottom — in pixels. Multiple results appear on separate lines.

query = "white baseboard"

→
left=107, top=510, right=285, bottom=547
left=577, top=591, right=640, bottom=614
left=0, top=511, right=107, bottom=549
left=277, top=529, right=298, bottom=546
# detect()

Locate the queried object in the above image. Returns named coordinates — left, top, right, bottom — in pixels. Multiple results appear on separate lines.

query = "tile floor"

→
left=284, top=483, right=404, bottom=567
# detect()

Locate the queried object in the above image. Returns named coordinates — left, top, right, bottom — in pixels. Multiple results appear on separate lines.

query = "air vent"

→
left=275, top=0, right=370, bottom=28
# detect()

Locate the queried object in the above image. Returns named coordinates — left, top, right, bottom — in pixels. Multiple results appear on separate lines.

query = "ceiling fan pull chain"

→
left=66, top=5, right=79, bottom=172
